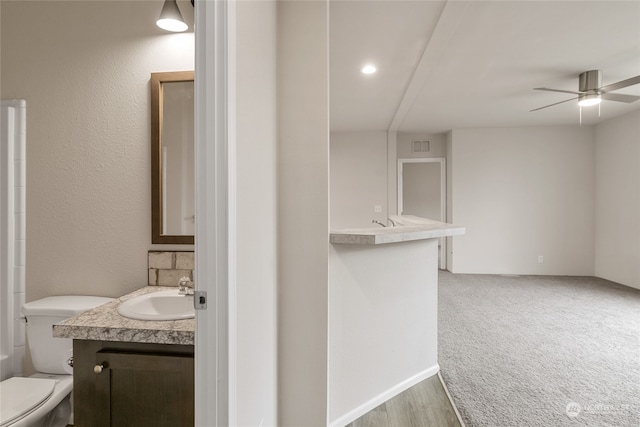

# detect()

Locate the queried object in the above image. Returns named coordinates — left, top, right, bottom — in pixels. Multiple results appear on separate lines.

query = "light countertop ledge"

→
left=53, top=286, right=194, bottom=346
left=330, top=215, right=465, bottom=245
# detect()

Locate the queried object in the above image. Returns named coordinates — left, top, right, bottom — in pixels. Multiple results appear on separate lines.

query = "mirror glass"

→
left=151, top=71, right=195, bottom=244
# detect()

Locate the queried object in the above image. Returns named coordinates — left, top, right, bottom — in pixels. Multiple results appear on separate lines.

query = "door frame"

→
left=397, top=158, right=446, bottom=269
left=194, top=0, right=236, bottom=425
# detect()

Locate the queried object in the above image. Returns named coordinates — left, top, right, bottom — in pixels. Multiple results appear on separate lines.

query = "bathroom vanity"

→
left=53, top=287, right=194, bottom=427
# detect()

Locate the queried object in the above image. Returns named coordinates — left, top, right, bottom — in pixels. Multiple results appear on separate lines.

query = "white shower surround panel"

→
left=0, top=99, right=27, bottom=380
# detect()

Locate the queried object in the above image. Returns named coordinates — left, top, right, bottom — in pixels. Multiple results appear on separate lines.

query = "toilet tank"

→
left=21, top=296, right=114, bottom=375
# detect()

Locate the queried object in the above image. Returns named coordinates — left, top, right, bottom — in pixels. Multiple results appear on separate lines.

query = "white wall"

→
left=277, top=2, right=329, bottom=425
left=594, top=110, right=640, bottom=289
left=446, top=131, right=455, bottom=270
left=448, top=126, right=596, bottom=275
left=329, top=239, right=439, bottom=426
left=387, top=132, right=398, bottom=215
left=0, top=1, right=195, bottom=301
left=329, top=131, right=448, bottom=229
left=330, top=131, right=388, bottom=229
left=332, top=124, right=637, bottom=284
left=236, top=1, right=278, bottom=425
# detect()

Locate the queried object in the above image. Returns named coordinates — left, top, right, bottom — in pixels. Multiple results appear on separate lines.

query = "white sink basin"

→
left=117, top=290, right=195, bottom=321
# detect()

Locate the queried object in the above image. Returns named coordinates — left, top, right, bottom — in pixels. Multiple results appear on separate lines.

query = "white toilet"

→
left=0, top=295, right=113, bottom=427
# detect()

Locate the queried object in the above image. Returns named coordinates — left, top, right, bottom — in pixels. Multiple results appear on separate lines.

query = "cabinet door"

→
left=93, top=350, right=194, bottom=427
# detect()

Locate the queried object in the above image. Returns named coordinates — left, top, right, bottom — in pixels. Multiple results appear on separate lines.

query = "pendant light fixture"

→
left=156, top=0, right=188, bottom=32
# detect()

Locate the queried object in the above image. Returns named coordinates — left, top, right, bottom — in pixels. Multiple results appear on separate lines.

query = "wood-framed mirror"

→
left=151, top=71, right=195, bottom=244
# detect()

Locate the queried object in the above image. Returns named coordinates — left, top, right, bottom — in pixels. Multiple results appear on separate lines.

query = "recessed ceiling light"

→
left=361, top=65, right=377, bottom=75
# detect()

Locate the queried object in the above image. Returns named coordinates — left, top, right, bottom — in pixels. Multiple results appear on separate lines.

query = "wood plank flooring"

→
left=344, top=374, right=462, bottom=427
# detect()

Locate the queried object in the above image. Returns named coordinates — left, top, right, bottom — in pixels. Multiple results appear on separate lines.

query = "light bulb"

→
left=156, top=0, right=188, bottom=33
left=361, top=65, right=377, bottom=74
left=157, top=18, right=188, bottom=32
left=578, top=94, right=601, bottom=107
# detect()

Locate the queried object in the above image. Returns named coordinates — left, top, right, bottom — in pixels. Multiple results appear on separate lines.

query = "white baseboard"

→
left=329, top=364, right=440, bottom=427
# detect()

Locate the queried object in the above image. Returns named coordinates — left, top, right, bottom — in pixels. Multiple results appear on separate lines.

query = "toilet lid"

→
left=0, top=377, right=55, bottom=426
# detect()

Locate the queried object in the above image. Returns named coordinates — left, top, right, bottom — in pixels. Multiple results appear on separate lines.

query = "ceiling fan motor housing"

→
left=579, top=70, right=602, bottom=93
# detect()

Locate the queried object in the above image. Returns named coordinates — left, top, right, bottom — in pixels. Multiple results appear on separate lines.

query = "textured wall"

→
left=0, top=1, right=194, bottom=301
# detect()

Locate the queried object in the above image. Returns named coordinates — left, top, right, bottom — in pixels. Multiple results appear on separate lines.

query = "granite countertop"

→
left=330, top=215, right=465, bottom=245
left=52, top=286, right=194, bottom=345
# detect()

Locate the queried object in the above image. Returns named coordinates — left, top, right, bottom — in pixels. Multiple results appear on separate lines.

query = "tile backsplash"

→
left=148, top=251, right=194, bottom=286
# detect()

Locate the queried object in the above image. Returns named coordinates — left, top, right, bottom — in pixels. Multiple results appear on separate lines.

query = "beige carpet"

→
left=438, top=272, right=640, bottom=427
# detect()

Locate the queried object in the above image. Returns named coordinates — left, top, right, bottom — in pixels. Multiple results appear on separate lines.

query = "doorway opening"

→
left=397, top=158, right=446, bottom=269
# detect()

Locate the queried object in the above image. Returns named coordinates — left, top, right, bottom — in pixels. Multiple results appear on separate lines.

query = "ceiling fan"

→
left=531, top=70, right=640, bottom=112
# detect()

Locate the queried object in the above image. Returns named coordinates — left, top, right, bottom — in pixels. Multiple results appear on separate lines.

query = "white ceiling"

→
left=330, top=0, right=640, bottom=133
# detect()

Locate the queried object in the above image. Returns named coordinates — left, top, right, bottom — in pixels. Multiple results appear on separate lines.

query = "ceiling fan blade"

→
left=600, top=75, right=640, bottom=93
left=530, top=97, right=578, bottom=112
left=533, top=87, right=582, bottom=95
left=601, top=92, right=640, bottom=103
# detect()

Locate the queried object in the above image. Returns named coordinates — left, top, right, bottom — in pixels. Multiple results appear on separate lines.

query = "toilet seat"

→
left=0, top=377, right=55, bottom=427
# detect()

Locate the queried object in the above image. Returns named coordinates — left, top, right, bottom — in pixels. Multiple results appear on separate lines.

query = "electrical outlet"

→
left=374, top=205, right=382, bottom=213
left=538, top=256, right=544, bottom=263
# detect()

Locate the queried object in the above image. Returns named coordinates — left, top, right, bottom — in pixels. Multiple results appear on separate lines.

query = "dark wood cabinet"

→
left=73, top=340, right=194, bottom=427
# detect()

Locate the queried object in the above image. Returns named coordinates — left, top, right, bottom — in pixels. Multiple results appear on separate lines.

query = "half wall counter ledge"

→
left=330, top=215, right=465, bottom=245
left=327, top=215, right=465, bottom=426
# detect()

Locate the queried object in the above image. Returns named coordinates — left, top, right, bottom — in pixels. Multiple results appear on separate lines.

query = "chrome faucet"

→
left=178, top=277, right=194, bottom=295
left=372, top=220, right=386, bottom=227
